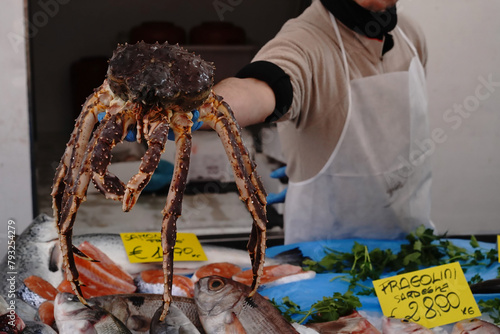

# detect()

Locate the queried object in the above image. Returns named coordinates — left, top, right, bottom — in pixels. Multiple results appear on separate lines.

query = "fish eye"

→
left=401, top=319, right=410, bottom=323
left=208, top=278, right=225, bottom=291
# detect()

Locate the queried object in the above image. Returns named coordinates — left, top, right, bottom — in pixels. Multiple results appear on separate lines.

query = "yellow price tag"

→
left=498, top=235, right=500, bottom=263
left=120, top=232, right=208, bottom=263
left=373, top=262, right=481, bottom=328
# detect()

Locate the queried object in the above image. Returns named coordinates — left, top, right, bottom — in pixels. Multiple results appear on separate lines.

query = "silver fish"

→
left=54, top=292, right=132, bottom=334
left=0, top=214, right=62, bottom=299
left=22, top=321, right=58, bottom=334
left=451, top=318, right=500, bottom=333
left=195, top=276, right=299, bottom=334
left=150, top=304, right=202, bottom=334
left=11, top=298, right=38, bottom=322
left=382, top=317, right=433, bottom=334
left=85, top=293, right=204, bottom=334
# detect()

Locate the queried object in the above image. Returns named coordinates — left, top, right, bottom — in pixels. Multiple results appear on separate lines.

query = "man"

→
left=213, top=0, right=435, bottom=243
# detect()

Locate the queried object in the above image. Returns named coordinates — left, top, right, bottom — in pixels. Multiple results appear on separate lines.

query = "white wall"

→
left=400, top=0, right=500, bottom=235
left=0, top=0, right=33, bottom=256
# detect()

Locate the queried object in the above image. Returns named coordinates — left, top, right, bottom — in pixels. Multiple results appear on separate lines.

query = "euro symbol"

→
left=129, top=246, right=147, bottom=259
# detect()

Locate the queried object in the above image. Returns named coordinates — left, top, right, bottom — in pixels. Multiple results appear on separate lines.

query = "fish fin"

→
left=244, top=297, right=258, bottom=309
left=73, top=245, right=99, bottom=262
left=225, top=312, right=247, bottom=334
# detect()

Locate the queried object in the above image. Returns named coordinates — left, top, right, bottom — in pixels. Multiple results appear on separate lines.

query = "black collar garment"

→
left=320, top=0, right=398, bottom=54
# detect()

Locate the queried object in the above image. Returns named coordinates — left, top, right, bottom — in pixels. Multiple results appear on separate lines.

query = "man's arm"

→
left=213, top=77, right=276, bottom=128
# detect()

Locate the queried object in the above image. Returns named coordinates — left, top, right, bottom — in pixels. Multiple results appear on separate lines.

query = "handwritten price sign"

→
left=120, top=232, right=208, bottom=263
left=373, top=262, right=481, bottom=328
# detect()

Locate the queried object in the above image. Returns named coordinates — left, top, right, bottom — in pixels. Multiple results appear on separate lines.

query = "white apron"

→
left=284, top=14, right=434, bottom=244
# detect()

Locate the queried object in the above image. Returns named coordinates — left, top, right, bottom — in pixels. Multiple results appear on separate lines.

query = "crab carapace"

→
left=51, top=42, right=268, bottom=320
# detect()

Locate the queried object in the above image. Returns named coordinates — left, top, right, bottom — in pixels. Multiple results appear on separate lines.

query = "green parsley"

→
left=302, top=225, right=498, bottom=295
left=272, top=291, right=362, bottom=324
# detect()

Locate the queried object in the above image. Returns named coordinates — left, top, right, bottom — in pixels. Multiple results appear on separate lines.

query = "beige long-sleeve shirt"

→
left=253, top=1, right=427, bottom=182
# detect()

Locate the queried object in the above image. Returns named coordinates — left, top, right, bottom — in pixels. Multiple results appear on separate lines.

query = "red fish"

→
left=308, top=311, right=381, bottom=334
left=382, top=317, right=432, bottom=334
left=451, top=318, right=500, bottom=333
left=195, top=276, right=299, bottom=333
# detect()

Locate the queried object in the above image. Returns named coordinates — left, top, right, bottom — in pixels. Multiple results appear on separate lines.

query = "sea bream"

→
left=194, top=276, right=299, bottom=333
left=381, top=317, right=433, bottom=334
left=451, top=318, right=500, bottom=334
left=73, top=293, right=204, bottom=334
left=307, top=311, right=381, bottom=334
left=22, top=321, right=58, bottom=334
left=54, top=292, right=132, bottom=334
left=150, top=304, right=203, bottom=334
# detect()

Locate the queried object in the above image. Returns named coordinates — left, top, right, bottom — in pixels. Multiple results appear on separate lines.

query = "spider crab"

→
left=51, top=41, right=268, bottom=320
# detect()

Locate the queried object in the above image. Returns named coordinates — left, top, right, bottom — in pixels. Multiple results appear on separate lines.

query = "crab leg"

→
left=159, top=111, right=193, bottom=321
left=199, top=93, right=268, bottom=297
left=91, top=104, right=138, bottom=201
left=56, top=105, right=136, bottom=305
left=52, top=82, right=112, bottom=222
left=122, top=110, right=171, bottom=211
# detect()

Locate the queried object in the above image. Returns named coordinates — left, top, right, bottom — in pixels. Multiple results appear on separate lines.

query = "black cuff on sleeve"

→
left=235, top=61, right=293, bottom=122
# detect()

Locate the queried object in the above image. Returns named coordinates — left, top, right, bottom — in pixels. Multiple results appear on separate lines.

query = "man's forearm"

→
left=213, top=77, right=276, bottom=128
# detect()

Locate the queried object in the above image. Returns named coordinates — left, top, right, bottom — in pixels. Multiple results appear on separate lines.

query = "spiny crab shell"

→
left=108, top=42, right=214, bottom=110
left=52, top=41, right=268, bottom=322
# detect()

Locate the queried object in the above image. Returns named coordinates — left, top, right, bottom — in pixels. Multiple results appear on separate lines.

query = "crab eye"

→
left=208, top=278, right=225, bottom=291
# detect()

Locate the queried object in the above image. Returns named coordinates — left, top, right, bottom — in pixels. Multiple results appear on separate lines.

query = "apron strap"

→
left=324, top=13, right=354, bottom=177
left=396, top=27, right=419, bottom=58
left=329, top=13, right=350, bottom=84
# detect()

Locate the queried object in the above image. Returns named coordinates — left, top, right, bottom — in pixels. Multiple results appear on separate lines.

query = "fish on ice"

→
left=381, top=317, right=433, bottom=334
left=53, top=292, right=132, bottom=334
left=0, top=215, right=62, bottom=298
left=194, top=275, right=299, bottom=333
left=306, top=311, right=380, bottom=334
left=451, top=318, right=500, bottom=334
left=150, top=304, right=203, bottom=334
left=80, top=293, right=204, bottom=334
left=22, top=320, right=58, bottom=334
